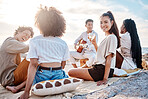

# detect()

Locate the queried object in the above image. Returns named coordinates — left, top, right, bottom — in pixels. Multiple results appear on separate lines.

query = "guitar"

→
left=76, top=39, right=87, bottom=53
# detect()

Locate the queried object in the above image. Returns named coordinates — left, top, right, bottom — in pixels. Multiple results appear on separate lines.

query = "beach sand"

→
left=73, top=70, right=148, bottom=99
left=0, top=61, right=147, bottom=99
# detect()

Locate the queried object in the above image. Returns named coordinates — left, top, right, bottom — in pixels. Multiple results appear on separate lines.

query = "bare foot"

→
left=6, top=86, right=18, bottom=93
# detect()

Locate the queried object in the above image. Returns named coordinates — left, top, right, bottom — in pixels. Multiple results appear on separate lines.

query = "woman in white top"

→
left=116, top=19, right=142, bottom=69
left=16, top=6, right=69, bottom=99
left=68, top=11, right=120, bottom=86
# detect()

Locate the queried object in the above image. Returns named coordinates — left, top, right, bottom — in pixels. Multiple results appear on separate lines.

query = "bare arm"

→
left=61, top=61, right=66, bottom=69
left=104, top=54, right=113, bottom=80
left=19, top=58, right=38, bottom=99
left=97, top=54, right=113, bottom=86
left=91, top=36, right=98, bottom=51
left=15, top=53, right=21, bottom=65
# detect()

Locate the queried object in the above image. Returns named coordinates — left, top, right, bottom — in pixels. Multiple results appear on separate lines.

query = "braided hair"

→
left=123, top=19, right=142, bottom=68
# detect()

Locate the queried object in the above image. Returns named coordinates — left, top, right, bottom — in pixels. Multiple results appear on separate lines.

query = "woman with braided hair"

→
left=116, top=19, right=142, bottom=69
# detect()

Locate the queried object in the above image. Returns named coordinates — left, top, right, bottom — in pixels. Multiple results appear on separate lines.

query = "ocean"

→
left=0, top=44, right=148, bottom=55
left=69, top=45, right=148, bottom=55
left=142, top=47, right=148, bottom=55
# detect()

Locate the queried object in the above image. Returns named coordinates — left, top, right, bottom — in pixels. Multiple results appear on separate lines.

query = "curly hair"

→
left=35, top=6, right=66, bottom=37
left=14, top=26, right=34, bottom=37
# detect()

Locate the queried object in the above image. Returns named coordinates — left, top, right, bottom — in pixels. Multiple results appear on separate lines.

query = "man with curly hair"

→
left=0, top=26, right=34, bottom=92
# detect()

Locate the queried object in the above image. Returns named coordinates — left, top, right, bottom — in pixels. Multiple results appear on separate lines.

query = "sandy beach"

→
left=0, top=60, right=147, bottom=99
left=73, top=70, right=148, bottom=99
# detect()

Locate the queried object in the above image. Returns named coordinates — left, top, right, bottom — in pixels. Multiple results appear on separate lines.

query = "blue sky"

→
left=111, top=0, right=148, bottom=19
left=0, top=0, right=148, bottom=47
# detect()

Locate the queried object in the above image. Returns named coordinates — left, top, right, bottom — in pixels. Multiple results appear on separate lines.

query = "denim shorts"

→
left=32, top=66, right=69, bottom=85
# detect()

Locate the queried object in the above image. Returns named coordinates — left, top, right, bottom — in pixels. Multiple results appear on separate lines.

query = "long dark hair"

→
left=101, top=11, right=120, bottom=48
left=124, top=19, right=142, bottom=68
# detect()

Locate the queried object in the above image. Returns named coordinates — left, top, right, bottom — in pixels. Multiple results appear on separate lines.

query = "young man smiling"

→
left=0, top=26, right=34, bottom=92
left=70, top=19, right=98, bottom=68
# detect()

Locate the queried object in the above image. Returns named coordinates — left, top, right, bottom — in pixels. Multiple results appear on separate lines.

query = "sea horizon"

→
left=68, top=44, right=148, bottom=55
left=0, top=43, right=147, bottom=55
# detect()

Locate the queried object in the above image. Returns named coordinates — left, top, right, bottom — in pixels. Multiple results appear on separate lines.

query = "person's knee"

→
left=88, top=53, right=95, bottom=58
left=88, top=55, right=95, bottom=61
left=70, top=53, right=73, bottom=57
left=91, top=55, right=96, bottom=60
left=70, top=53, right=75, bottom=62
left=68, top=69, right=75, bottom=77
left=68, top=69, right=72, bottom=76
left=70, top=51, right=75, bottom=57
left=91, top=55, right=95, bottom=60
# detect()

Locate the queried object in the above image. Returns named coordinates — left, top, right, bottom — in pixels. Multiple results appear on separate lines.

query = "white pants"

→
left=70, top=51, right=96, bottom=67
